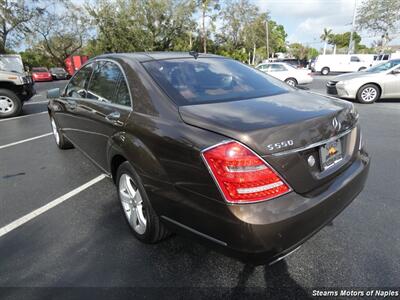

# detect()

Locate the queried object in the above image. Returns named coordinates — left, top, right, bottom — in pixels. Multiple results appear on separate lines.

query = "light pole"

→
left=348, top=0, right=357, bottom=54
left=266, top=20, right=269, bottom=60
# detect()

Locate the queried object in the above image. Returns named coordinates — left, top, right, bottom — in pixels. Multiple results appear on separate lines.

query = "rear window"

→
left=143, top=58, right=288, bottom=105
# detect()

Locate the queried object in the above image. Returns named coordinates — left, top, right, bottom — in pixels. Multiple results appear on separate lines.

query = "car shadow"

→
left=0, top=186, right=311, bottom=299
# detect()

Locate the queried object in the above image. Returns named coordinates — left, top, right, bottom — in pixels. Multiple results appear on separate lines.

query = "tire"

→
left=358, top=67, right=366, bottom=72
left=116, top=161, right=170, bottom=243
left=321, top=67, right=330, bottom=75
left=284, top=78, right=298, bottom=87
left=356, top=84, right=380, bottom=104
left=0, top=89, right=22, bottom=118
left=50, top=116, right=74, bottom=149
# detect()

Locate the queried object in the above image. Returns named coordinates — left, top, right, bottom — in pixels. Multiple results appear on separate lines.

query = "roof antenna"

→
left=189, top=51, right=199, bottom=59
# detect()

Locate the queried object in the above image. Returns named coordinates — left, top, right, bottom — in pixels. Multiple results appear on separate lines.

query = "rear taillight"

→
left=202, top=141, right=291, bottom=204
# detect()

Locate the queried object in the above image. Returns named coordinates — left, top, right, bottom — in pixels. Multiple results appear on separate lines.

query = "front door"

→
left=68, top=60, right=133, bottom=172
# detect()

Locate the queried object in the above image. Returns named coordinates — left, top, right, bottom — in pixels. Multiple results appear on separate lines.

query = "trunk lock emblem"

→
left=332, top=117, right=341, bottom=132
left=307, top=155, right=316, bottom=167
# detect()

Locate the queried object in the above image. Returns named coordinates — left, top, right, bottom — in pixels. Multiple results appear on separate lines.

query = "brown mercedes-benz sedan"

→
left=47, top=52, right=370, bottom=264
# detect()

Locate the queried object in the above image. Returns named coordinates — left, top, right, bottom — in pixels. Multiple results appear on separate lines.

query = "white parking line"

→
left=0, top=174, right=107, bottom=238
left=0, top=133, right=52, bottom=150
left=0, top=111, right=47, bottom=122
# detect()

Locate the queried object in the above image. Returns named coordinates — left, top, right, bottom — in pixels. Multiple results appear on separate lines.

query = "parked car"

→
left=327, top=59, right=400, bottom=104
left=0, top=54, right=35, bottom=118
left=256, top=62, right=313, bottom=86
left=312, top=54, right=374, bottom=75
left=47, top=52, right=369, bottom=264
left=31, top=67, right=53, bottom=82
left=49, top=67, right=70, bottom=80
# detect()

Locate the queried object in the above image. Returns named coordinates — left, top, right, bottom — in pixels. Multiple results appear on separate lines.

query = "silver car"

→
left=327, top=59, right=400, bottom=103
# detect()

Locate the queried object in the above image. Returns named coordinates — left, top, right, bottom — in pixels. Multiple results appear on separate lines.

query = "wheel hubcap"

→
left=287, top=80, right=295, bottom=86
left=119, top=174, right=147, bottom=235
left=361, top=87, right=377, bottom=102
left=50, top=118, right=60, bottom=145
left=0, top=96, right=14, bottom=113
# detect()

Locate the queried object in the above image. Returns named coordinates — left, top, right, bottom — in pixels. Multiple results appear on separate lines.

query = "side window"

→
left=115, top=79, right=131, bottom=107
left=65, top=63, right=93, bottom=98
left=351, top=56, right=360, bottom=62
left=258, top=64, right=267, bottom=70
left=270, top=64, right=286, bottom=72
left=383, top=54, right=389, bottom=60
left=86, top=61, right=121, bottom=103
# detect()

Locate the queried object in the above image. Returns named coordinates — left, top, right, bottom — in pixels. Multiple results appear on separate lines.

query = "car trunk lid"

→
left=179, top=90, right=359, bottom=194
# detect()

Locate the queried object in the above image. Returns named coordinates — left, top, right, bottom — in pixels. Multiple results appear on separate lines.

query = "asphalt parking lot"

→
left=0, top=76, right=399, bottom=299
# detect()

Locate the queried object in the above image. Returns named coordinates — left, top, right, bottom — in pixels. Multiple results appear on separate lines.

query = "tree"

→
left=31, top=1, right=88, bottom=66
left=356, top=0, right=400, bottom=51
left=86, top=0, right=196, bottom=53
left=320, top=28, right=332, bottom=55
left=0, top=0, right=44, bottom=53
left=197, top=0, right=220, bottom=53
left=288, top=43, right=307, bottom=60
left=19, top=48, right=53, bottom=68
left=307, top=47, right=319, bottom=59
left=328, top=32, right=362, bottom=50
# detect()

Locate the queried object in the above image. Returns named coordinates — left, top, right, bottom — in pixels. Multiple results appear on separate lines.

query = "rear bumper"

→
left=224, top=150, right=370, bottom=263
left=162, top=149, right=370, bottom=264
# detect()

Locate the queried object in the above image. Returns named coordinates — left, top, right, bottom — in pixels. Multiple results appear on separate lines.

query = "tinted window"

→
left=366, top=60, right=400, bottom=73
left=269, top=64, right=287, bottom=71
left=115, top=80, right=131, bottom=107
left=143, top=58, right=288, bottom=105
left=351, top=56, right=360, bottom=62
left=383, top=54, right=389, bottom=60
left=65, top=63, right=93, bottom=98
left=87, top=61, right=123, bottom=104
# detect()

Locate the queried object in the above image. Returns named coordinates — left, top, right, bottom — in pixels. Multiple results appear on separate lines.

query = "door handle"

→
left=66, top=100, right=77, bottom=110
left=105, top=111, right=121, bottom=122
left=105, top=111, right=123, bottom=126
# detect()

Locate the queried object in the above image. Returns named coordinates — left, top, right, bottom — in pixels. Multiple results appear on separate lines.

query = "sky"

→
left=252, top=0, right=400, bottom=49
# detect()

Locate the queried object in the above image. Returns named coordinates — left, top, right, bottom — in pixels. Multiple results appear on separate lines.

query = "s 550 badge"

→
left=267, top=140, right=294, bottom=151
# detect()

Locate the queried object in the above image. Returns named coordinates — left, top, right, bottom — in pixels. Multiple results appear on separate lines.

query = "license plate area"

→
left=319, top=138, right=343, bottom=171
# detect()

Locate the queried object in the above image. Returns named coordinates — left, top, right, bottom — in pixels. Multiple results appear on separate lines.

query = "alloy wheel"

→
left=0, top=96, right=15, bottom=114
left=361, top=87, right=377, bottom=102
left=119, top=173, right=147, bottom=235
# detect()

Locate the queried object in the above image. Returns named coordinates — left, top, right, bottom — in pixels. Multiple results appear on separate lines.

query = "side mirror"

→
left=47, top=88, right=60, bottom=99
left=391, top=68, right=400, bottom=75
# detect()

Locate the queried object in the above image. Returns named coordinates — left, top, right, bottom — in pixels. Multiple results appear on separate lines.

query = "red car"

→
left=31, top=67, right=53, bottom=82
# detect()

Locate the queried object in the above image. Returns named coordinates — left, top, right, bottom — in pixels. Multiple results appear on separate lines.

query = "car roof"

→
left=94, top=51, right=222, bottom=62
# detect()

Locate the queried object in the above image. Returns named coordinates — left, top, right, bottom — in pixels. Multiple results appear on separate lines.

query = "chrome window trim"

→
left=271, top=127, right=354, bottom=157
left=87, top=58, right=134, bottom=109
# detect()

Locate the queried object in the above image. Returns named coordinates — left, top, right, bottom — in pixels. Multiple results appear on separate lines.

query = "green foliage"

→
left=86, top=0, right=197, bottom=53
left=307, top=47, right=319, bottom=59
left=328, top=32, right=361, bottom=49
left=320, top=28, right=332, bottom=42
left=19, top=49, right=53, bottom=68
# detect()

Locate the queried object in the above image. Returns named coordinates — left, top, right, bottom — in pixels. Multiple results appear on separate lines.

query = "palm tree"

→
left=320, top=28, right=332, bottom=55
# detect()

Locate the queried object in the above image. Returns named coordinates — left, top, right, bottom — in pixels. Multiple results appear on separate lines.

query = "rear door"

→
left=267, top=64, right=288, bottom=81
left=69, top=60, right=132, bottom=172
left=383, top=65, right=400, bottom=98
